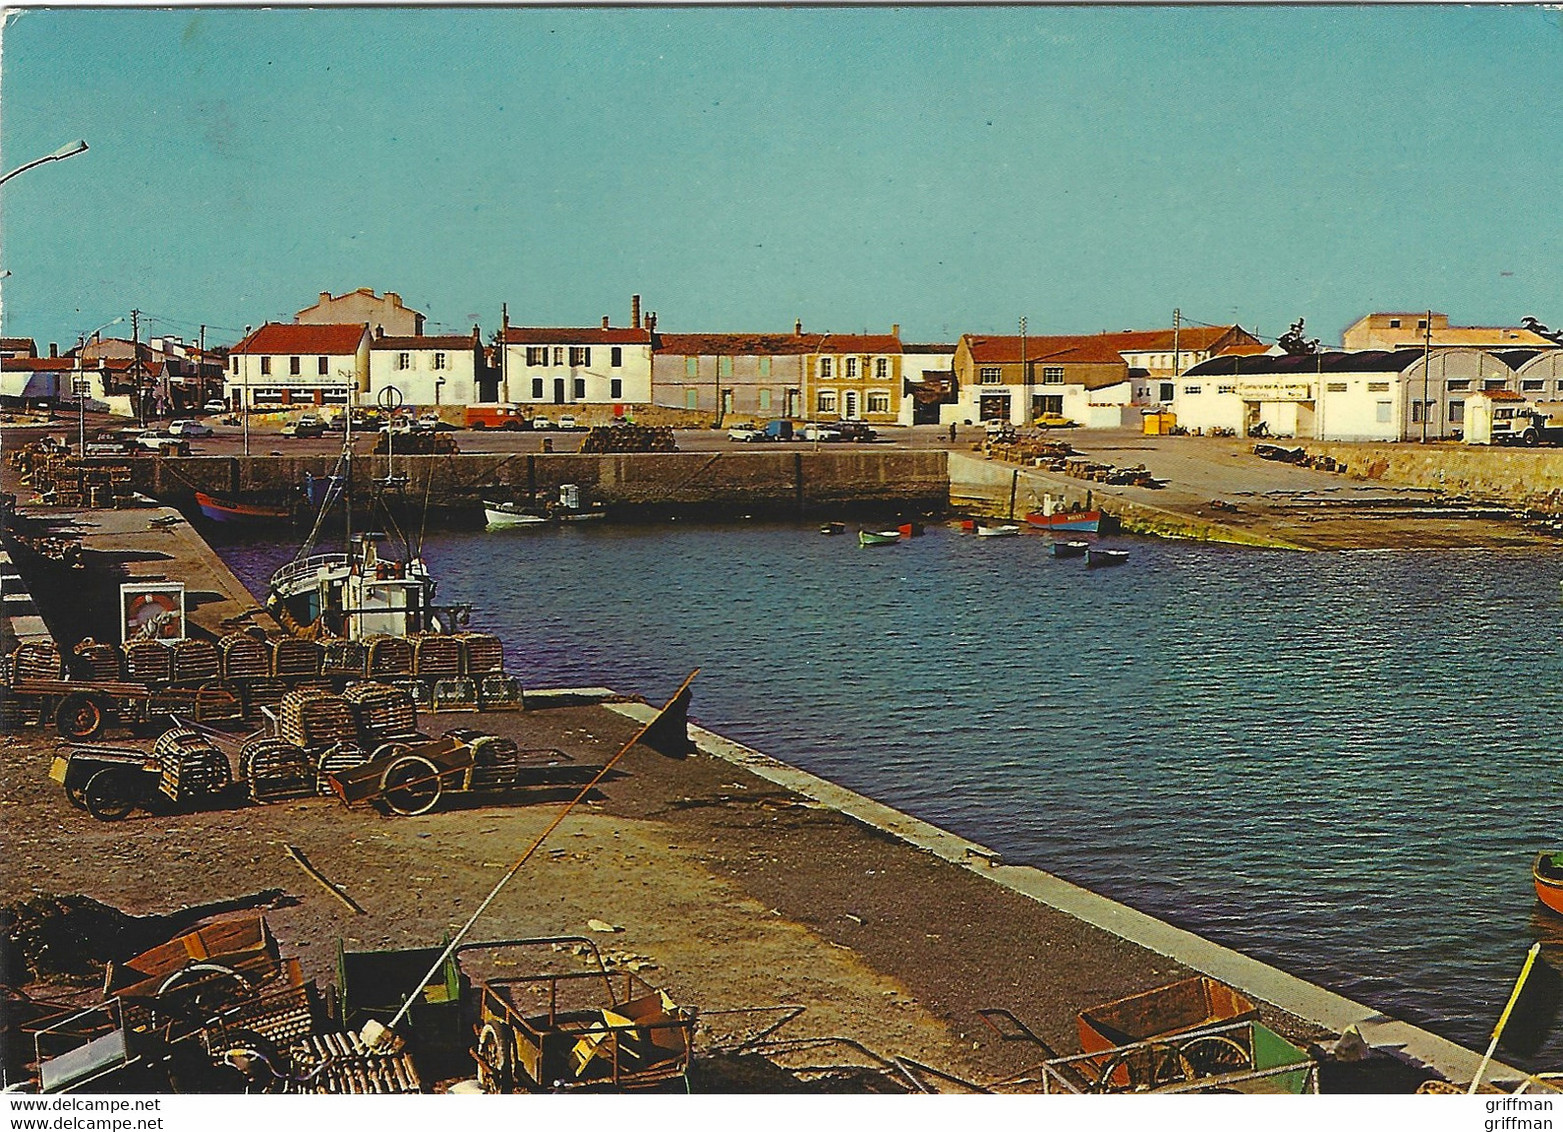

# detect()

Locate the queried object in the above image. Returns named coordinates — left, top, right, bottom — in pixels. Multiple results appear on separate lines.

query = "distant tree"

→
left=1278, top=318, right=1320, bottom=356
left=1521, top=316, right=1563, bottom=345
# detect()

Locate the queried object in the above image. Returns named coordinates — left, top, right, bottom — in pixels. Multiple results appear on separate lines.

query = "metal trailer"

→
left=458, top=937, right=697, bottom=1093
left=326, top=733, right=586, bottom=816
left=12, top=675, right=243, bottom=741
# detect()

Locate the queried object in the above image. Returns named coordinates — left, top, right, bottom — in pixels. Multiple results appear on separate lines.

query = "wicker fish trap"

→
left=12, top=641, right=64, bottom=681
left=430, top=677, right=478, bottom=712
left=315, top=742, right=369, bottom=796
left=321, top=639, right=368, bottom=680
left=277, top=689, right=355, bottom=749
left=219, top=634, right=270, bottom=681
left=153, top=728, right=232, bottom=801
left=70, top=639, right=120, bottom=682
left=476, top=673, right=523, bottom=711
left=366, top=636, right=414, bottom=678
left=271, top=639, right=323, bottom=680
left=446, top=728, right=522, bottom=791
left=411, top=634, right=463, bottom=678
left=341, top=682, right=418, bottom=741
left=122, top=641, right=173, bottom=684
left=239, top=737, right=315, bottom=804
left=172, top=638, right=221, bottom=683
left=454, top=632, right=504, bottom=675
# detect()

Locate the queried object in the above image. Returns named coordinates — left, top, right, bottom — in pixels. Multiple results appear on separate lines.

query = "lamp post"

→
left=76, top=316, right=125, bottom=454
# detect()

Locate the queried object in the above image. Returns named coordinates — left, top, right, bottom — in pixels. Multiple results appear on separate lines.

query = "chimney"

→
left=375, top=324, right=385, bottom=340
left=602, top=316, right=610, bottom=330
left=647, top=312, right=657, bottom=333
left=49, top=343, right=57, bottom=358
left=472, top=324, right=480, bottom=340
left=320, top=292, right=331, bottom=303
left=795, top=320, right=803, bottom=336
left=892, top=324, right=900, bottom=338
left=632, top=294, right=642, bottom=329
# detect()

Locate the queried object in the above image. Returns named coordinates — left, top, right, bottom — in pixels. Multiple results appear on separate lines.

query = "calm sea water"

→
left=219, top=522, right=1563, bottom=1067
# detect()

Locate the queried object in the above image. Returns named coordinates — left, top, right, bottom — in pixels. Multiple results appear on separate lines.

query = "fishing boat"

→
left=1025, top=509, right=1102, bottom=533
left=1087, top=547, right=1129, bottom=568
left=484, top=500, right=549, bottom=529
left=975, top=524, right=1020, bottom=538
left=858, top=529, right=901, bottom=547
left=820, top=522, right=846, bottom=536
left=193, top=490, right=292, bottom=525
left=1533, top=852, right=1563, bottom=916
left=1050, top=540, right=1089, bottom=559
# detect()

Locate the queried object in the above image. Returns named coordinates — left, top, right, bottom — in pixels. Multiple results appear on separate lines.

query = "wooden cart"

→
left=49, top=747, right=164, bottom=821
left=14, top=676, right=243, bottom=741
left=326, top=733, right=584, bottom=816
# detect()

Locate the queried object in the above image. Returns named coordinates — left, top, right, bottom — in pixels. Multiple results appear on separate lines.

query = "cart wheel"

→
left=55, top=693, right=106, bottom=740
left=154, top=962, right=249, bottom=1022
left=370, top=740, right=413, bottom=763
left=84, top=768, right=138, bottom=821
left=380, top=754, right=442, bottom=816
left=475, top=1022, right=512, bottom=1093
left=1094, top=1041, right=1190, bottom=1093
left=1177, top=1033, right=1251, bottom=1082
left=65, top=783, right=89, bottom=810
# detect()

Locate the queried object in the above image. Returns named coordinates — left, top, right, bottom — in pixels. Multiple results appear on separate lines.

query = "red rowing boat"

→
left=194, top=490, right=292, bottom=524
left=1534, top=852, right=1563, bottom=916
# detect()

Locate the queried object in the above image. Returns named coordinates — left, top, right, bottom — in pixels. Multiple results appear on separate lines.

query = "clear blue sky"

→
left=4, top=6, right=1561, bottom=353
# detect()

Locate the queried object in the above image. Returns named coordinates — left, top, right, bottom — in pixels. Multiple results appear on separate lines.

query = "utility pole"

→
left=199, top=324, right=206, bottom=408
left=1172, top=308, right=1182, bottom=379
left=1421, top=308, right=1432, bottom=443
left=1019, top=315, right=1028, bottom=425
left=129, top=309, right=143, bottom=425
left=500, top=303, right=509, bottom=405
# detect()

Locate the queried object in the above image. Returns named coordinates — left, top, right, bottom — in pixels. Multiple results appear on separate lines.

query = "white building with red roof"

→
left=500, top=303, right=653, bottom=413
left=223, top=322, right=370, bottom=411
left=368, top=327, right=487, bottom=409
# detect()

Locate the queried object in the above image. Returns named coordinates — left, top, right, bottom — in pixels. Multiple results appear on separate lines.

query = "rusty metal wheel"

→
left=379, top=754, right=441, bottom=816
left=84, top=768, right=138, bottom=821
left=55, top=693, right=106, bottom=740
left=1093, top=1041, right=1190, bottom=1093
left=475, top=1022, right=512, bottom=1093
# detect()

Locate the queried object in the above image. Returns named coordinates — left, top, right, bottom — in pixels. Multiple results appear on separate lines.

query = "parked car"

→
left=1033, top=412, right=1078, bottom=429
left=984, top=418, right=1013, bottom=436
left=167, top=419, right=213, bottom=438
left=762, top=420, right=795, bottom=442
left=727, top=424, right=765, bottom=442
left=529, top=417, right=554, bottom=431
left=835, top=422, right=878, bottom=442
left=135, top=431, right=188, bottom=453
left=281, top=414, right=326, bottom=439
left=418, top=412, right=456, bottom=432
left=202, top=399, right=228, bottom=415
left=557, top=415, right=581, bottom=431
left=803, top=423, right=843, bottom=442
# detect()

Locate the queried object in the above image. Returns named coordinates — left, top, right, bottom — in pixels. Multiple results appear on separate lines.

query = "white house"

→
left=368, top=329, right=485, bottom=409
left=501, top=320, right=653, bottom=412
left=225, top=322, right=370, bottom=411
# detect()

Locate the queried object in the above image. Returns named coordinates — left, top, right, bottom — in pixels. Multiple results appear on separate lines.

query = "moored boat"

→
left=194, top=490, right=293, bottom=525
left=858, top=529, right=901, bottom=547
left=1086, top=547, right=1129, bottom=568
left=1025, top=509, right=1102, bottom=533
left=975, top=524, right=1020, bottom=538
left=484, top=500, right=550, bottom=529
left=1533, top=852, right=1563, bottom=916
left=1050, top=540, right=1089, bottom=559
left=820, top=522, right=846, bottom=536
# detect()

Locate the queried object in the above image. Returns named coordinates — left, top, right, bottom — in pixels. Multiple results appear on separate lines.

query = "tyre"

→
left=1524, top=429, right=1540, bottom=447
left=84, top=768, right=138, bottom=821
left=379, top=754, right=442, bottom=816
left=55, top=693, right=106, bottom=740
left=502, top=421, right=520, bottom=431
left=471, top=420, right=486, bottom=429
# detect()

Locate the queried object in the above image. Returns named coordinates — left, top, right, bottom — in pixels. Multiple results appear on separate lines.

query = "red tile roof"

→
left=966, top=334, right=1131, bottom=366
left=2, top=357, right=71, bottom=371
left=0, top=338, right=38, bottom=354
left=1103, top=326, right=1242, bottom=353
left=371, top=335, right=478, bottom=351
left=232, top=322, right=369, bottom=355
left=503, top=327, right=651, bottom=346
left=655, top=332, right=817, bottom=356
left=814, top=333, right=902, bottom=353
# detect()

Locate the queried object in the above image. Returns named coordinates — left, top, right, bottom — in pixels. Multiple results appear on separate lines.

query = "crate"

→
left=69, top=639, right=121, bottom=682
left=277, top=689, right=356, bottom=749
left=366, top=636, right=414, bottom=678
left=411, top=634, right=463, bottom=678
left=455, top=632, right=505, bottom=675
left=476, top=673, right=523, bottom=712
left=431, top=677, right=478, bottom=712
left=322, top=639, right=369, bottom=680
left=122, top=640, right=173, bottom=684
left=153, top=728, right=233, bottom=802
left=220, top=634, right=271, bottom=681
left=172, top=638, right=221, bottom=683
left=271, top=639, right=323, bottom=680
left=315, top=742, right=369, bottom=796
left=342, top=682, right=418, bottom=741
left=12, top=641, right=63, bottom=682
left=239, top=737, right=315, bottom=804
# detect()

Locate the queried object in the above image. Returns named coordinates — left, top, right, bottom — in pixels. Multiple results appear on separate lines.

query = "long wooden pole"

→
left=378, top=669, right=699, bottom=1038
left=1469, top=942, right=1542, bottom=1093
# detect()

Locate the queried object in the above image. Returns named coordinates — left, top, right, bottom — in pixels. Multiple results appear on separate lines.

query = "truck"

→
left=762, top=420, right=795, bottom=441
left=466, top=404, right=525, bottom=430
left=1465, top=395, right=1563, bottom=446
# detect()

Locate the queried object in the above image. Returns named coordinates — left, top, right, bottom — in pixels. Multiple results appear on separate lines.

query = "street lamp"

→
left=0, top=140, right=88, bottom=188
left=76, top=317, right=125, bottom=454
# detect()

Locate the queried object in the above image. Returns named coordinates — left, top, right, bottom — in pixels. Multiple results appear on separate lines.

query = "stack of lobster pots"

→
left=456, top=631, right=521, bottom=711
left=239, top=736, right=316, bottom=804
left=342, top=682, right=418, bottom=745
left=276, top=688, right=367, bottom=796
left=152, top=728, right=233, bottom=803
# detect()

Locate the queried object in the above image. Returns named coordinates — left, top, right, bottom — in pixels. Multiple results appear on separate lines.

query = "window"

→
left=1446, top=379, right=1469, bottom=391
left=1389, top=318, right=1401, bottom=329
left=685, top=389, right=698, bottom=410
left=611, top=347, right=622, bottom=368
left=1449, top=400, right=1465, bottom=423
left=317, top=356, right=329, bottom=376
left=979, top=367, right=1002, bottom=384
left=1557, top=380, right=1563, bottom=392
left=1523, top=379, right=1545, bottom=392
left=758, top=357, right=771, bottom=378
left=260, top=356, right=271, bottom=375
left=1182, top=385, right=1201, bottom=396
left=531, top=378, right=544, bottom=399
left=569, top=346, right=591, bottom=367
left=685, top=357, right=698, bottom=378
left=1368, top=381, right=1390, bottom=393
left=1485, top=379, right=1507, bottom=391
left=1417, top=320, right=1427, bottom=329
left=875, top=357, right=888, bottom=379
left=231, top=356, right=239, bottom=375
left=719, top=356, right=734, bottom=378
left=817, top=391, right=837, bottom=413
left=553, top=347, right=565, bottom=366
left=845, top=357, right=858, bottom=379
left=433, top=352, right=447, bottom=371
left=527, top=347, right=547, bottom=366
left=573, top=378, right=586, bottom=398
left=1042, top=366, right=1064, bottom=385
left=397, top=353, right=411, bottom=371
left=1326, top=382, right=1348, bottom=393
left=1217, top=384, right=1236, bottom=395
left=1376, top=401, right=1393, bottom=423
left=1159, top=383, right=1175, bottom=402
left=610, top=378, right=622, bottom=399
left=820, top=357, right=833, bottom=379
left=1411, top=401, right=1436, bottom=422
left=867, top=391, right=890, bottom=414
left=758, top=389, right=771, bottom=411
left=286, top=356, right=299, bottom=375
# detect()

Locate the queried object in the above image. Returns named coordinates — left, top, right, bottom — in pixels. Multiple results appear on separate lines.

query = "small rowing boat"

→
left=1534, top=852, right=1563, bottom=916
left=975, top=524, right=1020, bottom=538
left=1025, top=509, right=1102, bottom=534
left=1087, top=547, right=1129, bottom=568
left=858, top=529, right=901, bottom=547
left=194, top=490, right=292, bottom=524
left=1050, top=540, right=1089, bottom=559
left=820, top=522, right=846, bottom=536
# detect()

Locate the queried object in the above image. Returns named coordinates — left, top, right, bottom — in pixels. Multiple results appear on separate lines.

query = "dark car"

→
left=835, top=422, right=878, bottom=442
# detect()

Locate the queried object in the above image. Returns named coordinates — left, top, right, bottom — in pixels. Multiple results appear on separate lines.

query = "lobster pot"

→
left=390, top=677, right=432, bottom=711
left=448, top=728, right=521, bottom=791
left=315, top=742, right=369, bottom=796
left=342, top=682, right=418, bottom=741
left=431, top=677, right=478, bottom=712
left=153, top=728, right=232, bottom=802
left=412, top=634, right=463, bottom=679
left=476, top=673, right=523, bottom=712
left=454, top=632, right=504, bottom=675
left=122, top=641, right=173, bottom=685
left=277, top=689, right=356, bottom=749
left=271, top=639, right=323, bottom=680
left=240, top=737, right=315, bottom=804
left=367, top=636, right=414, bottom=678
left=70, top=640, right=120, bottom=682
left=242, top=677, right=287, bottom=712
left=220, top=634, right=271, bottom=681
left=12, top=641, right=64, bottom=681
left=172, top=638, right=221, bottom=683
left=322, top=639, right=369, bottom=680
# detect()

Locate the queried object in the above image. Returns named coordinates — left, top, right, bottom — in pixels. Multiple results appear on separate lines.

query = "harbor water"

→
left=218, top=521, right=1563, bottom=1068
